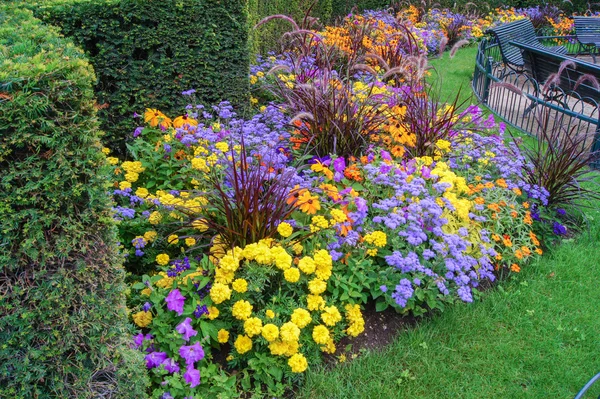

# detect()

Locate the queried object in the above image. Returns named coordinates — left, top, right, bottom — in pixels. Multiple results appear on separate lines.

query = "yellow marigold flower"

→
left=156, top=253, right=170, bottom=266
left=234, top=335, right=252, bottom=354
left=312, top=325, right=330, bottom=345
left=148, top=211, right=162, bottom=225
left=167, top=235, right=179, bottom=245
left=271, top=246, right=292, bottom=270
left=367, top=248, right=378, bottom=256
left=338, top=354, right=347, bottom=363
left=310, top=215, right=329, bottom=232
left=207, top=306, right=219, bottom=320
left=298, top=256, right=316, bottom=274
left=154, top=272, right=174, bottom=289
left=244, top=317, right=263, bottom=337
left=209, top=283, right=231, bottom=304
left=141, top=287, right=152, bottom=296
left=330, top=209, right=347, bottom=223
left=284, top=267, right=300, bottom=283
left=119, top=181, right=131, bottom=190
left=288, top=353, right=308, bottom=373
left=290, top=308, right=312, bottom=328
left=232, top=300, right=253, bottom=320
left=306, top=294, right=325, bottom=311
left=185, top=237, right=196, bottom=247
left=284, top=340, right=299, bottom=357
left=308, top=279, right=327, bottom=295
left=280, top=322, right=300, bottom=343
left=217, top=329, right=230, bottom=343
left=134, top=187, right=148, bottom=198
left=292, top=242, right=304, bottom=255
left=314, top=249, right=332, bottom=270
left=261, top=324, right=279, bottom=342
left=226, top=355, right=234, bottom=361
left=125, top=172, right=139, bottom=182
left=107, top=156, right=119, bottom=165
left=269, top=340, right=287, bottom=356
left=143, top=230, right=157, bottom=242
left=364, top=231, right=387, bottom=247
left=232, top=278, right=248, bottom=293
left=347, top=321, right=365, bottom=337
left=101, top=147, right=111, bottom=155
left=265, top=309, right=275, bottom=319
left=435, top=139, right=451, bottom=152
left=215, top=142, right=229, bottom=152
left=277, top=222, right=293, bottom=238
left=132, top=311, right=152, bottom=327
left=321, top=338, right=336, bottom=354
left=321, top=305, right=342, bottom=326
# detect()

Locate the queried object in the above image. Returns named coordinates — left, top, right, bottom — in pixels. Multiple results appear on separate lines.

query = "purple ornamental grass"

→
left=165, top=289, right=185, bottom=315
left=175, top=317, right=198, bottom=341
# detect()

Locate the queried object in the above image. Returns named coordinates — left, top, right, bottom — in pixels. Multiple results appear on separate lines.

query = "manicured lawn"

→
left=297, top=47, right=600, bottom=399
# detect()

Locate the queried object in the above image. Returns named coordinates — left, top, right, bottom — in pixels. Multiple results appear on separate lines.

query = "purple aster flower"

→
left=556, top=208, right=566, bottom=216
left=135, top=249, right=145, bottom=257
left=176, top=317, right=198, bottom=341
left=194, top=304, right=208, bottom=318
left=162, top=358, right=181, bottom=374
left=380, top=285, right=388, bottom=293
left=161, top=392, right=174, bottom=399
left=145, top=351, right=167, bottom=369
left=329, top=250, right=343, bottom=261
left=142, top=302, right=152, bottom=312
left=179, top=341, right=205, bottom=365
left=184, top=365, right=201, bottom=388
left=182, top=89, right=196, bottom=96
left=165, top=289, right=185, bottom=315
left=163, top=143, right=172, bottom=153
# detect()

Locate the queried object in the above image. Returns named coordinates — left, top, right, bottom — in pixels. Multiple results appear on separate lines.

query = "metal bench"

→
left=574, top=16, right=600, bottom=63
left=487, top=18, right=568, bottom=71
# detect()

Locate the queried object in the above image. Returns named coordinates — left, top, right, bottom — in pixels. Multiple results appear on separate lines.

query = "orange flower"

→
left=287, top=185, right=308, bottom=206
left=514, top=249, right=523, bottom=259
left=535, top=248, right=543, bottom=255
left=521, top=246, right=531, bottom=256
left=391, top=145, right=405, bottom=158
left=502, top=234, right=512, bottom=247
left=484, top=182, right=494, bottom=189
left=492, top=234, right=501, bottom=242
left=311, top=160, right=334, bottom=180
left=344, top=164, right=363, bottom=182
left=487, top=203, right=500, bottom=212
left=498, top=200, right=507, bottom=207
left=495, top=178, right=508, bottom=188
left=173, top=114, right=198, bottom=128
left=529, top=231, right=540, bottom=246
left=522, top=202, right=530, bottom=209
left=523, top=212, right=533, bottom=225
left=474, top=197, right=485, bottom=205
left=512, top=187, right=522, bottom=196
left=510, top=211, right=518, bottom=218
left=510, top=263, right=521, bottom=273
left=297, top=191, right=321, bottom=215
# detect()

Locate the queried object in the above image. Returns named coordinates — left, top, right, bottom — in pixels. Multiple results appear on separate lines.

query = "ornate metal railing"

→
left=472, top=36, right=600, bottom=168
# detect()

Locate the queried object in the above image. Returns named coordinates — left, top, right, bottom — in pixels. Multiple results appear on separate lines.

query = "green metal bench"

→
left=574, top=16, right=600, bottom=63
left=487, top=18, right=567, bottom=71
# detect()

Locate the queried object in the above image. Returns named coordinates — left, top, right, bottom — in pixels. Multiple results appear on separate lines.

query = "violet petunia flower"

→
left=176, top=317, right=198, bottom=341
left=145, top=351, right=167, bottom=369
left=179, top=341, right=205, bottom=365
left=165, top=289, right=185, bottom=315
left=162, top=358, right=181, bottom=374
left=184, top=365, right=201, bottom=388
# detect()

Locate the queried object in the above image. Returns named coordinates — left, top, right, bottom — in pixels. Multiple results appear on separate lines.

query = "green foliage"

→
left=26, top=0, right=249, bottom=149
left=0, top=5, right=147, bottom=397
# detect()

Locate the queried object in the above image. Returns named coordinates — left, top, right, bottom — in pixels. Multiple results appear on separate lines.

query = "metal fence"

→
left=472, top=36, right=600, bottom=168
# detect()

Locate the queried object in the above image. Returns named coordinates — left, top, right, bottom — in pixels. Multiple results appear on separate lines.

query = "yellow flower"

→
left=261, top=324, right=279, bottom=342
left=148, top=211, right=162, bottom=225
left=277, top=222, right=293, bottom=238
left=119, top=181, right=131, bottom=190
left=288, top=353, right=308, bottom=373
left=141, top=288, right=152, bottom=296
left=298, top=256, right=316, bottom=274
left=271, top=246, right=292, bottom=270
left=306, top=294, right=325, bottom=311
left=101, top=147, right=111, bottom=155
left=107, top=156, right=119, bottom=165
left=244, top=317, right=263, bottom=337
left=330, top=209, right=347, bottom=223
left=209, top=283, right=231, bottom=304
left=310, top=215, right=329, bottom=232
left=156, top=254, right=170, bottom=266
left=215, top=142, right=229, bottom=152
left=284, top=268, right=300, bottom=283
left=143, top=230, right=157, bottom=242
left=269, top=340, right=288, bottom=356
left=185, top=237, right=196, bottom=247
left=132, top=311, right=152, bottom=327
left=280, top=322, right=300, bottom=343
left=217, top=329, right=230, bottom=343
left=232, top=300, right=253, bottom=320
left=312, top=325, right=330, bottom=344
left=125, top=172, right=139, bottom=182
left=135, top=187, right=149, bottom=198
left=265, top=309, right=275, bottom=319
left=234, top=335, right=252, bottom=354
left=232, top=278, right=248, bottom=293
left=207, top=306, right=219, bottom=320
left=308, top=279, right=327, bottom=295
left=167, top=234, right=179, bottom=245
left=290, top=308, right=312, bottom=328
left=292, top=242, right=304, bottom=255
left=363, top=231, right=387, bottom=247
left=321, top=305, right=342, bottom=326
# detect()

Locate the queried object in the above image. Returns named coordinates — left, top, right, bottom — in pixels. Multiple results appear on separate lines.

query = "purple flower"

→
left=182, top=88, right=196, bottom=96
left=142, top=302, right=152, bottom=312
left=161, top=392, right=174, bottom=399
left=133, top=126, right=144, bottom=137
left=380, top=285, right=388, bottom=293
left=179, top=341, right=205, bottom=365
left=165, top=289, right=185, bottom=315
left=145, top=351, right=167, bottom=369
left=133, top=333, right=145, bottom=348
left=194, top=304, right=208, bottom=318
left=556, top=208, right=566, bottom=216
left=164, top=143, right=172, bottom=153
left=184, top=365, right=201, bottom=388
left=162, top=358, right=181, bottom=374
left=333, top=157, right=346, bottom=181
left=553, top=222, right=567, bottom=236
left=176, top=317, right=198, bottom=341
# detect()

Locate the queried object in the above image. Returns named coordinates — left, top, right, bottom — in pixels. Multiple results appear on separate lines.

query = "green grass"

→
left=428, top=45, right=480, bottom=107
left=297, top=47, right=600, bottom=399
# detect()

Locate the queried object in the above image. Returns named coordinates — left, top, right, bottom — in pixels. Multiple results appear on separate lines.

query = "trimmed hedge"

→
left=0, top=6, right=148, bottom=398
left=29, top=0, right=249, bottom=149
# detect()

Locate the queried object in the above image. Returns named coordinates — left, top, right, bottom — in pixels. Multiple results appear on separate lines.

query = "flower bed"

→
left=108, top=6, right=587, bottom=398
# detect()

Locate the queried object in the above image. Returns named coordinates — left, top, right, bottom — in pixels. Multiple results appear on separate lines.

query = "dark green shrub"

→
left=0, top=6, right=148, bottom=398
left=28, top=0, right=249, bottom=149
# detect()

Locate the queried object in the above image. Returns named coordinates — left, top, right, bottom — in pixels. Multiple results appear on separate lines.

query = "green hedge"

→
left=28, top=0, right=249, bottom=149
left=0, top=6, right=148, bottom=398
